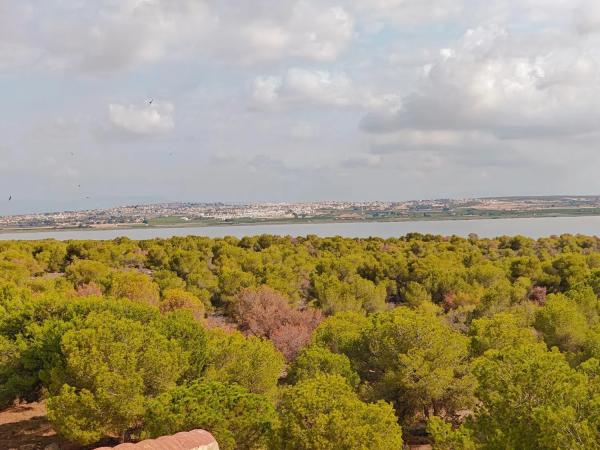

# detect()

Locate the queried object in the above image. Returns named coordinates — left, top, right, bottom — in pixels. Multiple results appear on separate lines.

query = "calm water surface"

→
left=1, top=216, right=600, bottom=240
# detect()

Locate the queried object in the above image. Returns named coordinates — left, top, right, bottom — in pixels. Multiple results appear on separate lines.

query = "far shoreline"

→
left=2, top=211, right=600, bottom=236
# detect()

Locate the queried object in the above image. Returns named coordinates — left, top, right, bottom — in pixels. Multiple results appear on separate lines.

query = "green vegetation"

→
left=144, top=380, right=278, bottom=450
left=278, top=374, right=403, bottom=450
left=3, top=233, right=600, bottom=448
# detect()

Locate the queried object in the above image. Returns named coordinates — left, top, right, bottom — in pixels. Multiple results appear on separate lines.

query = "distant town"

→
left=2, top=196, right=600, bottom=231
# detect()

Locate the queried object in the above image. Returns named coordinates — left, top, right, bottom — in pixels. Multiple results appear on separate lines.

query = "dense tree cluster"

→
left=2, top=233, right=600, bottom=448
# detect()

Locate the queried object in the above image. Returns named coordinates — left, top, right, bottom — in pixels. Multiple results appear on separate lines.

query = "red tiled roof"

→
left=94, top=429, right=218, bottom=450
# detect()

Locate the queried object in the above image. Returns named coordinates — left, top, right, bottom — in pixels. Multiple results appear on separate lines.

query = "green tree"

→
left=47, top=311, right=188, bottom=444
left=400, top=281, right=432, bottom=307
left=567, top=285, right=600, bottom=324
left=203, top=328, right=284, bottom=398
left=288, top=345, right=359, bottom=388
left=159, top=288, right=205, bottom=321
left=508, top=256, right=542, bottom=281
left=152, top=269, right=186, bottom=292
left=153, top=310, right=208, bottom=382
left=217, top=267, right=256, bottom=304
left=534, top=294, right=588, bottom=354
left=358, top=307, right=476, bottom=422
left=469, top=312, right=538, bottom=356
left=312, top=273, right=387, bottom=314
left=312, top=311, right=370, bottom=356
left=65, top=259, right=111, bottom=288
left=0, top=334, right=32, bottom=406
left=278, top=374, right=403, bottom=450
left=468, top=343, right=595, bottom=449
left=542, top=253, right=590, bottom=292
left=426, top=416, right=476, bottom=450
left=108, top=271, right=160, bottom=306
left=143, top=380, right=278, bottom=450
left=589, top=268, right=600, bottom=297
left=33, top=241, right=67, bottom=273
left=0, top=316, right=73, bottom=407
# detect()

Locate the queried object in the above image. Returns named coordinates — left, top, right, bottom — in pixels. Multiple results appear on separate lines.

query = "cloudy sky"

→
left=2, top=0, right=600, bottom=214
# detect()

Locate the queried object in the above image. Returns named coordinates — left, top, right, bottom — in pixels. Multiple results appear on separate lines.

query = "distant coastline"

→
left=3, top=208, right=600, bottom=235
left=3, top=196, right=600, bottom=235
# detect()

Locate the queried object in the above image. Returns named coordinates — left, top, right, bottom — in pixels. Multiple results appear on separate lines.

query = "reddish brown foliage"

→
left=442, top=292, right=457, bottom=311
left=529, top=286, right=547, bottom=305
left=232, top=286, right=322, bottom=360
left=232, top=286, right=290, bottom=337
left=270, top=323, right=313, bottom=361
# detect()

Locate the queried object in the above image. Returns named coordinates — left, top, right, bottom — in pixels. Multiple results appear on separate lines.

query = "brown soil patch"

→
left=0, top=401, right=83, bottom=450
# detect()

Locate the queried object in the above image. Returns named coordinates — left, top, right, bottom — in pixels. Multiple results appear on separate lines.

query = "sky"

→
left=2, top=0, right=600, bottom=214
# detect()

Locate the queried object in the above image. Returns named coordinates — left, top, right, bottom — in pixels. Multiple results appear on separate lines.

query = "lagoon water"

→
left=1, top=216, right=600, bottom=240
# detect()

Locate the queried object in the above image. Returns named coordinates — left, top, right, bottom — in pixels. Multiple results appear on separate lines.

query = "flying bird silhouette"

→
left=148, top=99, right=154, bottom=105
left=8, top=195, right=11, bottom=201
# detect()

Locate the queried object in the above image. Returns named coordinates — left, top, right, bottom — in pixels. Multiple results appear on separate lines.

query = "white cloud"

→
left=351, top=0, right=464, bottom=25
left=252, top=68, right=398, bottom=109
left=362, top=25, right=600, bottom=139
left=574, top=0, right=600, bottom=34
left=252, top=76, right=283, bottom=104
left=368, top=129, right=493, bottom=153
left=108, top=102, right=175, bottom=135
left=289, top=122, right=316, bottom=140
left=351, top=0, right=579, bottom=28
left=286, top=2, right=354, bottom=61
left=7, top=0, right=600, bottom=210
left=38, top=1, right=215, bottom=72
left=0, top=2, right=41, bottom=70
left=0, top=0, right=354, bottom=72
left=282, top=68, right=355, bottom=106
left=341, top=153, right=382, bottom=168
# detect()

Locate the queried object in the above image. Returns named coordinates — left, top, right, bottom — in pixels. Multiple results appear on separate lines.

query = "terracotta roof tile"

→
left=93, top=429, right=218, bottom=450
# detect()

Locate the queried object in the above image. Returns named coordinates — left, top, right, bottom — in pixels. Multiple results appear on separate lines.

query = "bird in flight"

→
left=8, top=195, right=11, bottom=201
left=148, top=98, right=154, bottom=105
